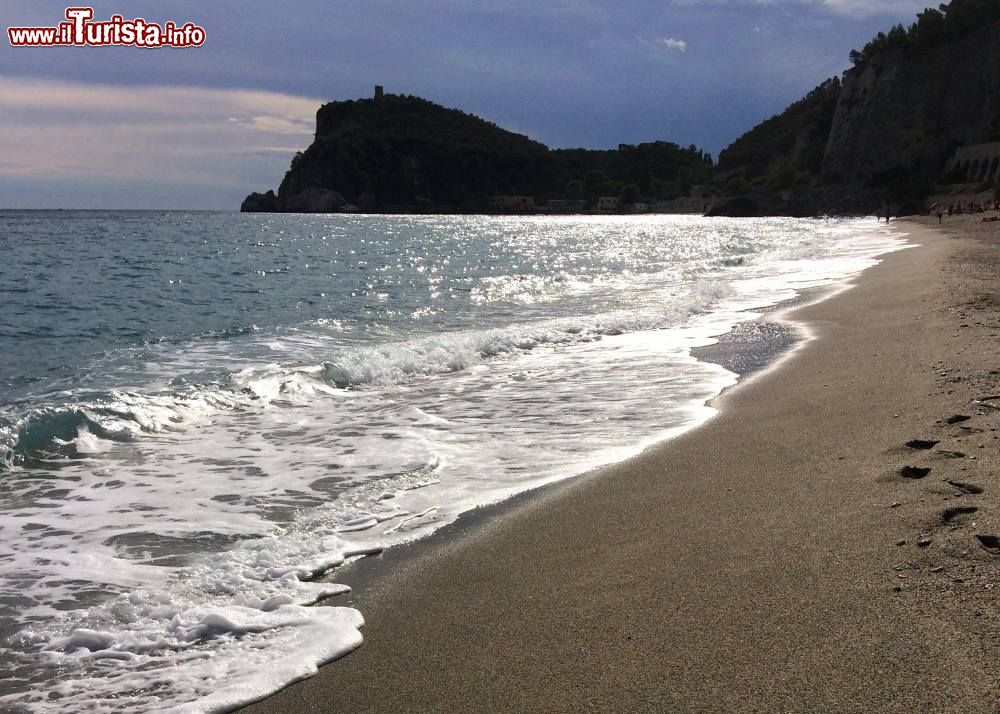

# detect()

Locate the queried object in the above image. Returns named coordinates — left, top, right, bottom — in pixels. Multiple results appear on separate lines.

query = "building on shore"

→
left=944, top=143, right=1000, bottom=184
left=597, top=196, right=620, bottom=212
left=489, top=195, right=536, bottom=212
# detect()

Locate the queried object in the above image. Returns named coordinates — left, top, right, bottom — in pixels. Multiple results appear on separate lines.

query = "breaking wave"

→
left=1, top=286, right=730, bottom=469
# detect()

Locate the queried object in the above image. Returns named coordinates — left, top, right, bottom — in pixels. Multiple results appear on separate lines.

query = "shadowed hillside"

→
left=243, top=93, right=713, bottom=213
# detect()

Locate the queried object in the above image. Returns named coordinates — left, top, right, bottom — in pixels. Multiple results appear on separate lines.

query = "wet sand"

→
left=244, top=217, right=1000, bottom=712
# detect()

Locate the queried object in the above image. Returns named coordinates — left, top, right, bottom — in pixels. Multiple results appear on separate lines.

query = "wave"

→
left=1, top=283, right=732, bottom=470
left=0, top=388, right=248, bottom=469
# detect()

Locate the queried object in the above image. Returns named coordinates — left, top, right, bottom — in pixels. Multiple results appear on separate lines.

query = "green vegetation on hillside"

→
left=714, top=77, right=841, bottom=191
left=274, top=94, right=713, bottom=211
left=554, top=142, right=713, bottom=204
left=849, top=0, right=1000, bottom=65
left=283, top=95, right=555, bottom=210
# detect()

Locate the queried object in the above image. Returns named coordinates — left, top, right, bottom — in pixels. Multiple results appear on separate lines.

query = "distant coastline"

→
left=237, top=88, right=857, bottom=220
left=245, top=5, right=1000, bottom=220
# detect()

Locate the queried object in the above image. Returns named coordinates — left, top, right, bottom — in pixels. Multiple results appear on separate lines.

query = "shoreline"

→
left=298, top=235, right=891, bottom=613
left=244, top=217, right=1000, bottom=712
left=316, top=230, right=893, bottom=606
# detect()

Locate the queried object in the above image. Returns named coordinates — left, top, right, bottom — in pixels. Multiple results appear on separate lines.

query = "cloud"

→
left=0, top=75, right=324, bottom=208
left=228, top=115, right=315, bottom=135
left=657, top=37, right=688, bottom=52
left=0, top=78, right=321, bottom=126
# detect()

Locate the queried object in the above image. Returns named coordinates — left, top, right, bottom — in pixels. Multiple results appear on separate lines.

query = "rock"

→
left=705, top=196, right=758, bottom=217
left=823, top=24, right=1000, bottom=188
left=917, top=537, right=932, bottom=548
left=277, top=187, right=347, bottom=213
left=240, top=190, right=277, bottom=212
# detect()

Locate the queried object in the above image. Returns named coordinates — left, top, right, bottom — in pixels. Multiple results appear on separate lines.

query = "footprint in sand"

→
left=975, top=534, right=1000, bottom=554
left=941, top=506, right=978, bottom=524
left=899, top=466, right=931, bottom=479
left=905, top=439, right=939, bottom=450
left=946, top=479, right=984, bottom=494
left=958, top=426, right=984, bottom=434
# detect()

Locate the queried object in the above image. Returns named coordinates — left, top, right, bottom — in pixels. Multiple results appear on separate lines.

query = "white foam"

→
left=0, top=216, right=908, bottom=713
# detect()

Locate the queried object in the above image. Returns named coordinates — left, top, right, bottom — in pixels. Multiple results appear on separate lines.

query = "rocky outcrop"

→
left=275, top=187, right=347, bottom=213
left=823, top=21, right=1000, bottom=187
left=240, top=91, right=714, bottom=213
left=240, top=190, right=276, bottom=212
left=705, top=186, right=890, bottom=218
left=241, top=186, right=348, bottom=214
left=241, top=93, right=558, bottom=213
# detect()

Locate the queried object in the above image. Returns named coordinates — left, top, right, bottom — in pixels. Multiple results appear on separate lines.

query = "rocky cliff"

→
left=711, top=2, right=1000, bottom=215
left=823, top=20, right=1000, bottom=188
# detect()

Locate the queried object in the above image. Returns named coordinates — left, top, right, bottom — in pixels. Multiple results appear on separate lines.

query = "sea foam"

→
left=0, top=214, right=909, bottom=712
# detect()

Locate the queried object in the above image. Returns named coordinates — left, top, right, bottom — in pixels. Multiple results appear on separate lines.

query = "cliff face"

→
left=823, top=21, right=1000, bottom=187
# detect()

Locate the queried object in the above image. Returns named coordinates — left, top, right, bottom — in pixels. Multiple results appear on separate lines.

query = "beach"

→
left=243, top=217, right=1000, bottom=713
left=0, top=214, right=904, bottom=712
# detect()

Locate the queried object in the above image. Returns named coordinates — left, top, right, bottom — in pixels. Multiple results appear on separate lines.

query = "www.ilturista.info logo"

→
left=8, top=7, right=206, bottom=48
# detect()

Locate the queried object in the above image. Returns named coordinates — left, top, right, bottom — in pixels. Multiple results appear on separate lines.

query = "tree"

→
left=725, top=177, right=750, bottom=196
left=909, top=8, right=946, bottom=46
left=886, top=23, right=909, bottom=49
left=619, top=183, right=640, bottom=205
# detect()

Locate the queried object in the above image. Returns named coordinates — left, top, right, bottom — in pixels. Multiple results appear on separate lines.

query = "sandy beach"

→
left=244, top=217, right=1000, bottom=713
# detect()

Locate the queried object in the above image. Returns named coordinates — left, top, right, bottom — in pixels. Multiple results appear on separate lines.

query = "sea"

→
left=0, top=211, right=905, bottom=712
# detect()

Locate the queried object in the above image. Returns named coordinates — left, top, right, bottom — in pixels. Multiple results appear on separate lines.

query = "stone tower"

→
left=374, top=85, right=384, bottom=102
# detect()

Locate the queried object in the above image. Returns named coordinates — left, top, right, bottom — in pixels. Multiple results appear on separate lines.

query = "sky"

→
left=0, top=0, right=937, bottom=209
